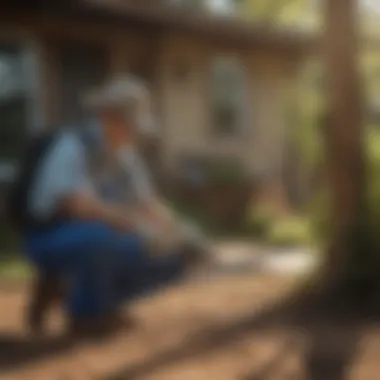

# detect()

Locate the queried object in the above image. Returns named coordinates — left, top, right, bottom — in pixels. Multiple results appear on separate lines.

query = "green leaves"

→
left=235, top=0, right=317, bottom=29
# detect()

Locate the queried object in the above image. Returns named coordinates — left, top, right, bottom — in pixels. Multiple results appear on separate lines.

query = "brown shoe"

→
left=26, top=272, right=63, bottom=334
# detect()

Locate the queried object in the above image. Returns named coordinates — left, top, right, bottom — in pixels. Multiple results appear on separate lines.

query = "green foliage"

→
left=245, top=202, right=312, bottom=247
left=167, top=198, right=212, bottom=232
left=205, top=161, right=249, bottom=185
left=244, top=203, right=277, bottom=238
left=266, top=216, right=312, bottom=247
left=0, top=258, right=32, bottom=281
left=235, top=0, right=316, bottom=29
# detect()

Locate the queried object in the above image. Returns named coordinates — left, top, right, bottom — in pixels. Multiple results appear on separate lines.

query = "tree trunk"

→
left=320, top=0, right=376, bottom=304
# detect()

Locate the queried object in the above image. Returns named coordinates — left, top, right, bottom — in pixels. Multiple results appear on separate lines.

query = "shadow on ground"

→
left=0, top=277, right=364, bottom=380
left=0, top=333, right=73, bottom=372
left=101, top=295, right=363, bottom=380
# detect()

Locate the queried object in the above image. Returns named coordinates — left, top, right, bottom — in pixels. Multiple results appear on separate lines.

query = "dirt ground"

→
left=0, top=273, right=380, bottom=380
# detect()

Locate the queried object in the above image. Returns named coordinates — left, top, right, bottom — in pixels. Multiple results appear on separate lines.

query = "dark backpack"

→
left=6, top=130, right=59, bottom=232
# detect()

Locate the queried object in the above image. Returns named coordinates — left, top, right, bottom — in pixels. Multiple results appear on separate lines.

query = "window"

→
left=210, top=57, right=247, bottom=137
left=0, top=42, right=39, bottom=182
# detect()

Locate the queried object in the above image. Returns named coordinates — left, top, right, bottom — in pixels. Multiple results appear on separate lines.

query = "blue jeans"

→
left=25, top=221, right=187, bottom=319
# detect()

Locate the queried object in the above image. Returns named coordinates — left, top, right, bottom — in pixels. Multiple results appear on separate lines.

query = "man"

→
left=23, top=76, right=208, bottom=336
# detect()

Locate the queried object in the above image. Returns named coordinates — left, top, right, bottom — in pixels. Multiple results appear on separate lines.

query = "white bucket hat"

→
left=82, top=75, right=156, bottom=137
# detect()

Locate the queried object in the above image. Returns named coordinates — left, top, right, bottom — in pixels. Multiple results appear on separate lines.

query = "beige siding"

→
left=158, top=35, right=209, bottom=170
left=246, top=58, right=295, bottom=181
left=157, top=34, right=299, bottom=184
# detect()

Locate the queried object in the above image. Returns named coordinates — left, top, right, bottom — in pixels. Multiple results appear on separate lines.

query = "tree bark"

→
left=320, top=0, right=375, bottom=304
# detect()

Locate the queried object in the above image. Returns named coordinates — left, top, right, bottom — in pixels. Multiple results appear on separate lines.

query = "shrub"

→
left=266, top=216, right=313, bottom=247
left=245, top=199, right=313, bottom=246
left=244, top=203, right=277, bottom=238
left=0, top=258, right=32, bottom=281
left=205, top=161, right=249, bottom=186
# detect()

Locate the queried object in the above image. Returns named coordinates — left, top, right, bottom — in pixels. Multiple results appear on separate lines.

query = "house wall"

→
left=157, top=35, right=209, bottom=169
left=156, top=33, right=299, bottom=185
left=245, top=55, right=298, bottom=182
left=0, top=13, right=300, bottom=187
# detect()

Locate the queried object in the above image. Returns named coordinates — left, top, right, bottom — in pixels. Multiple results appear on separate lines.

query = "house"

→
left=0, top=1, right=311, bottom=189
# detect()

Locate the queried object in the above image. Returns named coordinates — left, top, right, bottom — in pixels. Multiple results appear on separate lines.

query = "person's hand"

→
left=137, top=204, right=174, bottom=234
left=108, top=211, right=134, bottom=233
left=157, top=213, right=176, bottom=233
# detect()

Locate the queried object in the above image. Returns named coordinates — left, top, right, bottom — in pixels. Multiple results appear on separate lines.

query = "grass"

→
left=245, top=202, right=313, bottom=248
left=0, top=257, right=32, bottom=282
left=266, top=216, right=313, bottom=247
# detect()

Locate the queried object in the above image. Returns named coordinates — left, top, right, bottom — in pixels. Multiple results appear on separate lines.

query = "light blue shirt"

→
left=28, top=120, right=156, bottom=221
left=28, top=129, right=90, bottom=220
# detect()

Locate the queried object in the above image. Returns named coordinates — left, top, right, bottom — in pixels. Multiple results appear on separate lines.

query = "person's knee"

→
left=78, top=222, right=117, bottom=249
left=81, top=222, right=116, bottom=241
left=63, top=222, right=117, bottom=266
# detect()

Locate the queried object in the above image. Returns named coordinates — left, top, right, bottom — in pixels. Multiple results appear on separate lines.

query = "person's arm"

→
left=59, top=191, right=133, bottom=231
left=131, top=149, right=177, bottom=228
left=116, top=147, right=165, bottom=217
